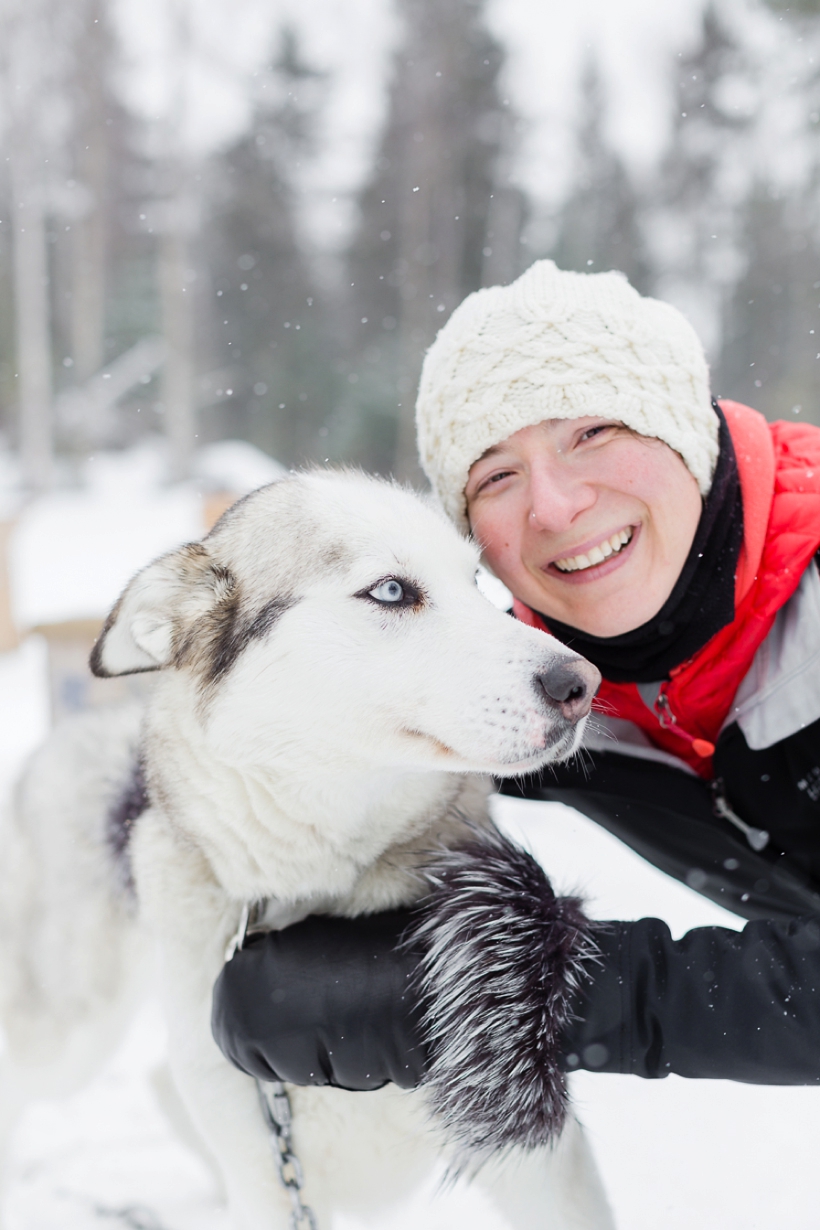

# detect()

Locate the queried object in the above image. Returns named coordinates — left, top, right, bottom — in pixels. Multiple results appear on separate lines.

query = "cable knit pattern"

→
left=416, top=260, right=719, bottom=530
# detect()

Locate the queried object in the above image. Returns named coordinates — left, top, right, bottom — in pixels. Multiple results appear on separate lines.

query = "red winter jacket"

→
left=513, top=402, right=820, bottom=778
left=503, top=403, right=820, bottom=1086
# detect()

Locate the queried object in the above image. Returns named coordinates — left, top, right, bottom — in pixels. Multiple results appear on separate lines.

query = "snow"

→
left=6, top=439, right=283, bottom=630
left=2, top=449, right=820, bottom=1228
left=11, top=484, right=201, bottom=631
left=193, top=441, right=285, bottom=497
left=5, top=1002, right=224, bottom=1230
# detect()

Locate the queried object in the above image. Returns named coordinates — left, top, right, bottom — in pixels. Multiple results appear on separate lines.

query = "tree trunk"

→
left=158, top=0, right=197, bottom=482
left=160, top=212, right=196, bottom=481
left=10, top=144, right=53, bottom=490
left=70, top=0, right=109, bottom=387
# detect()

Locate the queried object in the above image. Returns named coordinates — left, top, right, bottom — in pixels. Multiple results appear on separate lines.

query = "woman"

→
left=212, top=260, right=820, bottom=1110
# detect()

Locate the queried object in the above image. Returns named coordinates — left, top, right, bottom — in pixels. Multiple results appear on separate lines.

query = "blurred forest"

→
left=2, top=0, right=820, bottom=491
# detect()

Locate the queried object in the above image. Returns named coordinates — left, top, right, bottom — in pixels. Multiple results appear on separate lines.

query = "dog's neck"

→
left=143, top=685, right=483, bottom=909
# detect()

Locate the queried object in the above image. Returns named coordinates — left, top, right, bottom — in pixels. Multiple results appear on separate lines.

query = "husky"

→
left=0, top=471, right=613, bottom=1229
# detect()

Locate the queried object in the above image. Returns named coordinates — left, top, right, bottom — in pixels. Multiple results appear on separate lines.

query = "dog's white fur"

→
left=0, top=472, right=614, bottom=1229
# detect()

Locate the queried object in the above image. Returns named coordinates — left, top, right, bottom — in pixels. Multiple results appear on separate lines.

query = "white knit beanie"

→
left=416, top=260, right=718, bottom=531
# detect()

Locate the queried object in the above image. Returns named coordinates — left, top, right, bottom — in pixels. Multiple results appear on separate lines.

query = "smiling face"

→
left=465, top=417, right=704, bottom=637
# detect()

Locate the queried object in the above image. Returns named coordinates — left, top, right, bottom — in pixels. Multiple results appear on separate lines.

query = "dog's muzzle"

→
left=536, top=659, right=600, bottom=723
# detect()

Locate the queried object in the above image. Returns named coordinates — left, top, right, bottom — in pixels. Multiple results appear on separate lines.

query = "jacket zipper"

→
left=654, top=688, right=715, bottom=760
left=655, top=691, right=770, bottom=852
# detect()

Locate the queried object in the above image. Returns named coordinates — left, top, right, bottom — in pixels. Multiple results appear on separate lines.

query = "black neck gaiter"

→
left=538, top=405, right=743, bottom=684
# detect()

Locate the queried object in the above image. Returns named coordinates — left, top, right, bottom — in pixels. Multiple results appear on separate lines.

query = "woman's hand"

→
left=211, top=910, right=428, bottom=1090
left=211, top=829, right=598, bottom=1153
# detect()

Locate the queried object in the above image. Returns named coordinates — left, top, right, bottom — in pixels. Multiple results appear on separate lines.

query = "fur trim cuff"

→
left=410, top=828, right=598, bottom=1154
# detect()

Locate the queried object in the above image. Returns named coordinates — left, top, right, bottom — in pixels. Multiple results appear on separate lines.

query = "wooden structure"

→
left=203, top=490, right=237, bottom=531
left=31, top=617, right=155, bottom=725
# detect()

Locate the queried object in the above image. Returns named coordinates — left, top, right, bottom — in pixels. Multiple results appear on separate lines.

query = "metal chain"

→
left=257, top=1080, right=320, bottom=1230
left=226, top=902, right=321, bottom=1229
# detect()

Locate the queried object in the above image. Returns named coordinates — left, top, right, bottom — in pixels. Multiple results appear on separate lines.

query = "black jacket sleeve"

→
left=564, top=914, right=820, bottom=1083
left=212, top=850, right=820, bottom=1129
left=502, top=719, right=820, bottom=1081
left=502, top=740, right=820, bottom=923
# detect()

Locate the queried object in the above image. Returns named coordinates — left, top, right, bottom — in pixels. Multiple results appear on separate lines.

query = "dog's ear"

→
left=90, top=542, right=234, bottom=677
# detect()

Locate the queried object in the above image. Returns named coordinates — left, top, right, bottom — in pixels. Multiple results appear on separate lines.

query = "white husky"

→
left=0, top=471, right=613, bottom=1229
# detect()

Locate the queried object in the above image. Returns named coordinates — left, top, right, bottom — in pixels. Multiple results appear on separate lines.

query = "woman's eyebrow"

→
left=475, top=442, right=506, bottom=464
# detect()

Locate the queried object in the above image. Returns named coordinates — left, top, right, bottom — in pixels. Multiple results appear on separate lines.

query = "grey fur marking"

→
left=106, top=758, right=150, bottom=890
left=202, top=594, right=298, bottom=684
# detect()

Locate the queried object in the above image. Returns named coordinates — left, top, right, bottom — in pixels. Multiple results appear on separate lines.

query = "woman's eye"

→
left=580, top=424, right=614, bottom=442
left=368, top=579, right=406, bottom=604
left=478, top=469, right=514, bottom=493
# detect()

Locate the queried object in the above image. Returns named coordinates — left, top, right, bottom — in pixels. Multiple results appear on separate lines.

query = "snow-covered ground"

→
left=8, top=439, right=284, bottom=630
left=1, top=445, right=819, bottom=1228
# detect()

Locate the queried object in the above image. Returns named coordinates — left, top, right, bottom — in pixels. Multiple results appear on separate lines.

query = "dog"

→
left=0, top=471, right=613, bottom=1229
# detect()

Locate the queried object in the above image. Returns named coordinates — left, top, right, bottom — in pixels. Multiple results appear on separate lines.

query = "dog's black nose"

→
left=537, top=658, right=600, bottom=722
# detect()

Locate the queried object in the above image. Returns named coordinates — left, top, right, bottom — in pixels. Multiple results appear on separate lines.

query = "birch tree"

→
left=1, top=0, right=62, bottom=489
left=156, top=0, right=199, bottom=481
left=65, top=0, right=114, bottom=387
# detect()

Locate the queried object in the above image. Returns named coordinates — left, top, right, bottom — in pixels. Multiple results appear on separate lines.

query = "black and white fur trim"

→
left=409, top=827, right=598, bottom=1155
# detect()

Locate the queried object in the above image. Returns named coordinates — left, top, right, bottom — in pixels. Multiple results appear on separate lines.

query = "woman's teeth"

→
left=554, top=528, right=633, bottom=573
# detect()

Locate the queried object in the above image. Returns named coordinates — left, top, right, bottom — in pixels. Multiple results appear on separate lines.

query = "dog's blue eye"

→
left=357, top=576, right=424, bottom=608
left=369, top=579, right=405, bottom=603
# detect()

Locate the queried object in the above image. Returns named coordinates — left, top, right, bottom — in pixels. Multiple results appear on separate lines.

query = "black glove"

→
left=211, top=910, right=428, bottom=1090
left=211, top=831, right=598, bottom=1157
